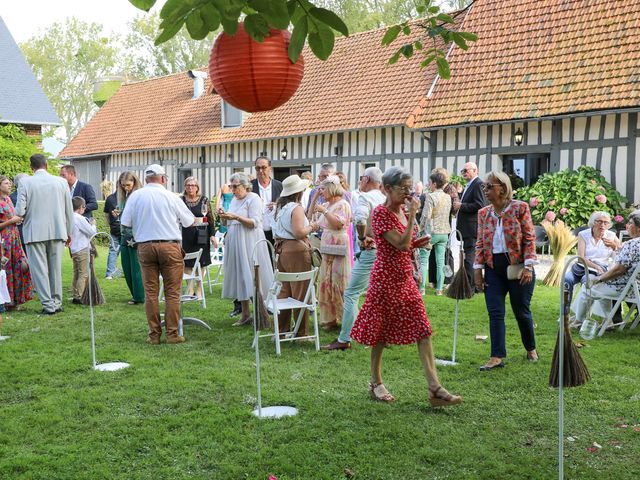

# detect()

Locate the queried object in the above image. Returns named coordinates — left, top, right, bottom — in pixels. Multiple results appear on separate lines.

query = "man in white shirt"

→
left=323, top=166, right=385, bottom=350
left=120, top=164, right=195, bottom=344
left=250, top=156, right=283, bottom=245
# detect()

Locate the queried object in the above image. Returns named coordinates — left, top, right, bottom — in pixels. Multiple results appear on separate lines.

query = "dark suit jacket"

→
left=457, top=177, right=487, bottom=240
left=251, top=178, right=283, bottom=203
left=72, top=180, right=98, bottom=218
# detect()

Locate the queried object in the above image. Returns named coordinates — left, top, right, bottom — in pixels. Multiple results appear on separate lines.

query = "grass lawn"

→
left=1, top=247, right=639, bottom=479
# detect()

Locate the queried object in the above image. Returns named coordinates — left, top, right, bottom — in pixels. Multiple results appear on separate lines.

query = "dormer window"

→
left=221, top=99, right=244, bottom=128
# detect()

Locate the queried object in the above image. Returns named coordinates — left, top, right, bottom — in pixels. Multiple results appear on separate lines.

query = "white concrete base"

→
left=435, top=358, right=459, bottom=367
left=0, top=335, right=10, bottom=341
left=252, top=406, right=298, bottom=419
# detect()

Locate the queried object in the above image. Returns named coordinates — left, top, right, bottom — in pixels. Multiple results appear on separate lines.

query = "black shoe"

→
left=72, top=299, right=82, bottom=305
left=479, top=360, right=505, bottom=371
left=56, top=307, right=64, bottom=312
left=230, top=305, right=242, bottom=317
left=41, top=309, right=57, bottom=315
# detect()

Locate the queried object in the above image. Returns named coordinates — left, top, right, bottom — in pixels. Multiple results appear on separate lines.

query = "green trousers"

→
left=121, top=244, right=145, bottom=303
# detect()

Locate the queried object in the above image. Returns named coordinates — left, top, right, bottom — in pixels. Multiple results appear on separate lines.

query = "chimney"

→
left=187, top=70, right=208, bottom=99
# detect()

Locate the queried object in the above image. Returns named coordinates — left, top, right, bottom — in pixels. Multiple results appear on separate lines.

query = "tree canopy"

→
left=0, top=125, right=46, bottom=177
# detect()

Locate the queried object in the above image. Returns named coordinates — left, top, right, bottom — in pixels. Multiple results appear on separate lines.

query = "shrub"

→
left=514, top=166, right=629, bottom=229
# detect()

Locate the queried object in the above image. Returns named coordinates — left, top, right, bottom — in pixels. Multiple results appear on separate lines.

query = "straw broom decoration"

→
left=542, top=220, right=577, bottom=287
left=446, top=246, right=474, bottom=300
left=549, top=286, right=590, bottom=387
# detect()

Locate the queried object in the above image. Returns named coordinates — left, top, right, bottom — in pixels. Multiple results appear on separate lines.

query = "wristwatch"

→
left=524, top=265, right=534, bottom=272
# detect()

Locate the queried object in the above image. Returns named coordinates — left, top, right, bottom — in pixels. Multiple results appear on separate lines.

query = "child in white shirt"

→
left=70, top=197, right=97, bottom=304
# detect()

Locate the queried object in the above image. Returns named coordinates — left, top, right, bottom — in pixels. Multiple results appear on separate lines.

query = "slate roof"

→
left=60, top=20, right=449, bottom=158
left=407, top=0, right=640, bottom=129
left=0, top=16, right=60, bottom=126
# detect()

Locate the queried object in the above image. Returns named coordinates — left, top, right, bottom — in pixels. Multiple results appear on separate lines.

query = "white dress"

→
left=222, top=192, right=274, bottom=301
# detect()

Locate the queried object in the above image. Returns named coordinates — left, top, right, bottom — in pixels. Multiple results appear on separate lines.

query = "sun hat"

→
left=281, top=174, right=310, bottom=197
left=145, top=164, right=166, bottom=177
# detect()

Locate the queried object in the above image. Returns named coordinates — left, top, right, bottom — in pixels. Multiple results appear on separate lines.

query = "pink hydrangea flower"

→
left=545, top=210, right=556, bottom=222
left=614, top=214, right=624, bottom=223
left=595, top=194, right=607, bottom=204
left=549, top=200, right=557, bottom=206
left=268, top=476, right=278, bottom=480
left=559, top=208, right=569, bottom=215
left=529, top=197, right=540, bottom=207
left=590, top=179, right=597, bottom=184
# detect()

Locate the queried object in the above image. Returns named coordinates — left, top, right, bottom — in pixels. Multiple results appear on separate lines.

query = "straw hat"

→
left=281, top=175, right=310, bottom=197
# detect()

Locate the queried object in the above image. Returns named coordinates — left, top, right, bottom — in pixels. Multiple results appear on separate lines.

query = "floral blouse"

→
left=474, top=199, right=537, bottom=268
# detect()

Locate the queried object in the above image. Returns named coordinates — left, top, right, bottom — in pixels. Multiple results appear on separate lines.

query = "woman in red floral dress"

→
left=0, top=176, right=33, bottom=308
left=350, top=167, right=462, bottom=408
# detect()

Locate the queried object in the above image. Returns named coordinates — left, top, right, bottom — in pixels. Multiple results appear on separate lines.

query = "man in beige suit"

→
left=15, top=154, right=74, bottom=314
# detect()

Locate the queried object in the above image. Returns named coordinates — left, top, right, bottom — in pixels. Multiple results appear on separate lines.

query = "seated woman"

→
left=566, top=211, right=620, bottom=299
left=573, top=210, right=640, bottom=326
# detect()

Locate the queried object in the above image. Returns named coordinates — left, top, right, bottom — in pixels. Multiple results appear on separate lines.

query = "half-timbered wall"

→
left=429, top=112, right=639, bottom=202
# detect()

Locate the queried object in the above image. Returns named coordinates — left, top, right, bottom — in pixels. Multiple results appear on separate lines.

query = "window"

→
left=221, top=100, right=244, bottom=128
left=177, top=168, right=192, bottom=189
left=502, top=154, right=550, bottom=188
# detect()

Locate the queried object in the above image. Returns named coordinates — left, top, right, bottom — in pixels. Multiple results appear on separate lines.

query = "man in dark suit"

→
left=453, top=162, right=487, bottom=290
left=60, top=165, right=97, bottom=218
left=251, top=156, right=283, bottom=245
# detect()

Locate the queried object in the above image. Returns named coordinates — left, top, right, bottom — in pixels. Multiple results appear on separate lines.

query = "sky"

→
left=1, top=1, right=162, bottom=155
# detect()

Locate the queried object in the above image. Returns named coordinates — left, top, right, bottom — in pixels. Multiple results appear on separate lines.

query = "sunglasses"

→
left=482, top=183, right=502, bottom=191
left=230, top=184, right=243, bottom=189
left=255, top=166, right=269, bottom=171
left=460, top=169, right=468, bottom=174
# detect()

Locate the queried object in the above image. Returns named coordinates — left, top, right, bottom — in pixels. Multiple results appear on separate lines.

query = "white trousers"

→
left=26, top=240, right=64, bottom=312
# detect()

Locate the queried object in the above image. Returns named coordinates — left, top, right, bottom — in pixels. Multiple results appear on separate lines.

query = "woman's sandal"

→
left=368, top=382, right=396, bottom=403
left=429, top=386, right=462, bottom=408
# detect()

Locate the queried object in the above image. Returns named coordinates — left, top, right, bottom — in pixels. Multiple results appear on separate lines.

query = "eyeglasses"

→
left=594, top=220, right=610, bottom=225
left=482, top=183, right=502, bottom=191
left=185, top=184, right=198, bottom=187
left=255, top=166, right=269, bottom=171
left=230, top=184, right=243, bottom=189
left=392, top=186, right=413, bottom=194
left=359, top=175, right=368, bottom=181
left=460, top=169, right=468, bottom=174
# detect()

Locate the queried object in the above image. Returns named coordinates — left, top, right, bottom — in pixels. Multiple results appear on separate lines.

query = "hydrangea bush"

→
left=514, top=166, right=629, bottom=229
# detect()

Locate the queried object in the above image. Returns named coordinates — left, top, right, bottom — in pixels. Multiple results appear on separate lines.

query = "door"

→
left=502, top=153, right=550, bottom=187
left=273, top=165, right=311, bottom=182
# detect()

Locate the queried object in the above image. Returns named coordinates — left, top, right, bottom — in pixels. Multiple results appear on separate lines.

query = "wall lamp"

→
left=514, top=128, right=524, bottom=146
left=280, top=146, right=288, bottom=160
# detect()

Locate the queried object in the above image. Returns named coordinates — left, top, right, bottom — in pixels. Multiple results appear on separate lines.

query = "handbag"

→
left=411, top=248, right=423, bottom=286
left=195, top=225, right=209, bottom=246
left=319, top=231, right=348, bottom=256
left=311, top=248, right=323, bottom=268
left=507, top=263, right=525, bottom=280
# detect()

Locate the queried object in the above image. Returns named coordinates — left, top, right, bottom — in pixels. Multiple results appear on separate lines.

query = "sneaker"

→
left=105, top=276, right=113, bottom=280
left=167, top=336, right=186, bottom=344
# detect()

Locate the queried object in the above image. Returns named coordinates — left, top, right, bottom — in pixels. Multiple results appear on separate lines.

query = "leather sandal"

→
left=429, top=386, right=462, bottom=408
left=368, top=382, right=395, bottom=403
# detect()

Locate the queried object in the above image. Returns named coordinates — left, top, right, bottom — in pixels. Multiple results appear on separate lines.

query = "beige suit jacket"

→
left=15, top=169, right=74, bottom=244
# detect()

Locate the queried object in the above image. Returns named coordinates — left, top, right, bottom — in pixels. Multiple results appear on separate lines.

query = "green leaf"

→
left=200, top=4, right=221, bottom=31
left=249, top=0, right=289, bottom=29
left=129, top=0, right=156, bottom=12
left=402, top=24, right=411, bottom=35
left=308, top=22, right=335, bottom=60
left=451, top=32, right=469, bottom=50
left=414, top=40, right=423, bottom=51
left=244, top=14, right=270, bottom=42
left=436, top=57, right=451, bottom=79
left=287, top=0, right=297, bottom=17
left=186, top=10, right=208, bottom=40
left=416, top=4, right=426, bottom=14
left=420, top=54, right=436, bottom=68
left=436, top=13, right=454, bottom=23
left=309, top=7, right=349, bottom=37
left=401, top=44, right=414, bottom=59
left=388, top=50, right=401, bottom=65
left=381, top=25, right=401, bottom=46
left=428, top=6, right=440, bottom=14
left=458, top=31, right=479, bottom=42
left=160, top=0, right=188, bottom=20
left=288, top=15, right=308, bottom=63
left=154, top=20, right=184, bottom=45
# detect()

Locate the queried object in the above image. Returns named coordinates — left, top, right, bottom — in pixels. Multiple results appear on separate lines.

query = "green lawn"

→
left=1, top=248, right=638, bottom=479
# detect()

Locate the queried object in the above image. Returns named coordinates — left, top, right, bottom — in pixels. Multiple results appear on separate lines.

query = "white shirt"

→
left=70, top=212, right=96, bottom=254
left=355, top=189, right=386, bottom=240
left=69, top=179, right=78, bottom=197
left=460, top=176, right=478, bottom=202
left=120, top=183, right=195, bottom=243
left=273, top=202, right=308, bottom=240
left=580, top=228, right=617, bottom=267
left=257, top=180, right=273, bottom=231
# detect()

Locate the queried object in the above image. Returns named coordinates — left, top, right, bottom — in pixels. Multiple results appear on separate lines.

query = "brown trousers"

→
left=276, top=239, right=312, bottom=335
left=71, top=248, right=89, bottom=301
left=137, top=242, right=185, bottom=340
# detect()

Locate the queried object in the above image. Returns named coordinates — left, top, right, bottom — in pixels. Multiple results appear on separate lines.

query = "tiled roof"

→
left=407, top=0, right=640, bottom=129
left=0, top=16, right=60, bottom=126
left=61, top=21, right=447, bottom=158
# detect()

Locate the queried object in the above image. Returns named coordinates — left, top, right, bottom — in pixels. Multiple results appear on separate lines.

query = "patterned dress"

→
left=318, top=198, right=352, bottom=328
left=0, top=196, right=33, bottom=307
left=350, top=205, right=432, bottom=346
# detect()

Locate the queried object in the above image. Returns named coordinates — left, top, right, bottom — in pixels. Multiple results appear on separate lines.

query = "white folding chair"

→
left=257, top=267, right=320, bottom=355
left=593, top=262, right=640, bottom=336
left=204, top=231, right=225, bottom=294
left=159, top=248, right=206, bottom=309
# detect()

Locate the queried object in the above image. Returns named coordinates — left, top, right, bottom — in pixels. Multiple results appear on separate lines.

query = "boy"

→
left=70, top=196, right=96, bottom=304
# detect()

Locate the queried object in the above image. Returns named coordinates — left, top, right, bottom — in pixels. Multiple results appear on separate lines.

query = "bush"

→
left=514, top=166, right=629, bottom=229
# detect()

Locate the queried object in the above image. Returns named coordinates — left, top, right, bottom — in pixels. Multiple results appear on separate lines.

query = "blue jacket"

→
left=72, top=180, right=98, bottom=218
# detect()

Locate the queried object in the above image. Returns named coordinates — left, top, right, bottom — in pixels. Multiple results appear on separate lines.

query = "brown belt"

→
left=138, top=240, right=180, bottom=244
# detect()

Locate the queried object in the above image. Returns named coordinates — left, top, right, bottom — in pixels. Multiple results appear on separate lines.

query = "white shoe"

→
left=105, top=276, right=113, bottom=280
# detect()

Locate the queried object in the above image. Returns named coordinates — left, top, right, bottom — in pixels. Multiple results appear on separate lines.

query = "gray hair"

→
left=588, top=211, right=612, bottom=228
left=382, top=166, right=412, bottom=188
left=627, top=210, right=640, bottom=228
left=13, top=173, right=28, bottom=187
left=320, top=163, right=335, bottom=174
left=363, top=166, right=382, bottom=184
left=229, top=172, right=252, bottom=191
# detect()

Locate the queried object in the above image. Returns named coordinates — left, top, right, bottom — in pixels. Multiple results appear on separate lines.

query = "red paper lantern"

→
left=209, top=23, right=305, bottom=113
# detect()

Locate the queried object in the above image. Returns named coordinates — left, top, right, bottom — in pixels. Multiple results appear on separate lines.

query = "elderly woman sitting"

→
left=573, top=210, right=640, bottom=326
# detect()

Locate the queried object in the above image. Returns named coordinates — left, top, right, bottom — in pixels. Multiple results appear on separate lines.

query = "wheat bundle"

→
left=446, top=247, right=474, bottom=300
left=254, top=264, right=271, bottom=330
left=542, top=220, right=577, bottom=287
left=81, top=254, right=105, bottom=306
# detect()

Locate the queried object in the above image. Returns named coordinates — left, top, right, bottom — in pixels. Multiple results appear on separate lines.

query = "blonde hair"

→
left=486, top=171, right=513, bottom=201
left=321, top=177, right=344, bottom=199
left=431, top=167, right=450, bottom=184
left=100, top=179, right=114, bottom=199
left=117, top=171, right=143, bottom=204
left=182, top=176, right=200, bottom=195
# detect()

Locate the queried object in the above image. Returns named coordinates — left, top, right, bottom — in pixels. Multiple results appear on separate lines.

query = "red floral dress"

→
left=350, top=205, right=432, bottom=346
left=0, top=196, right=33, bottom=307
